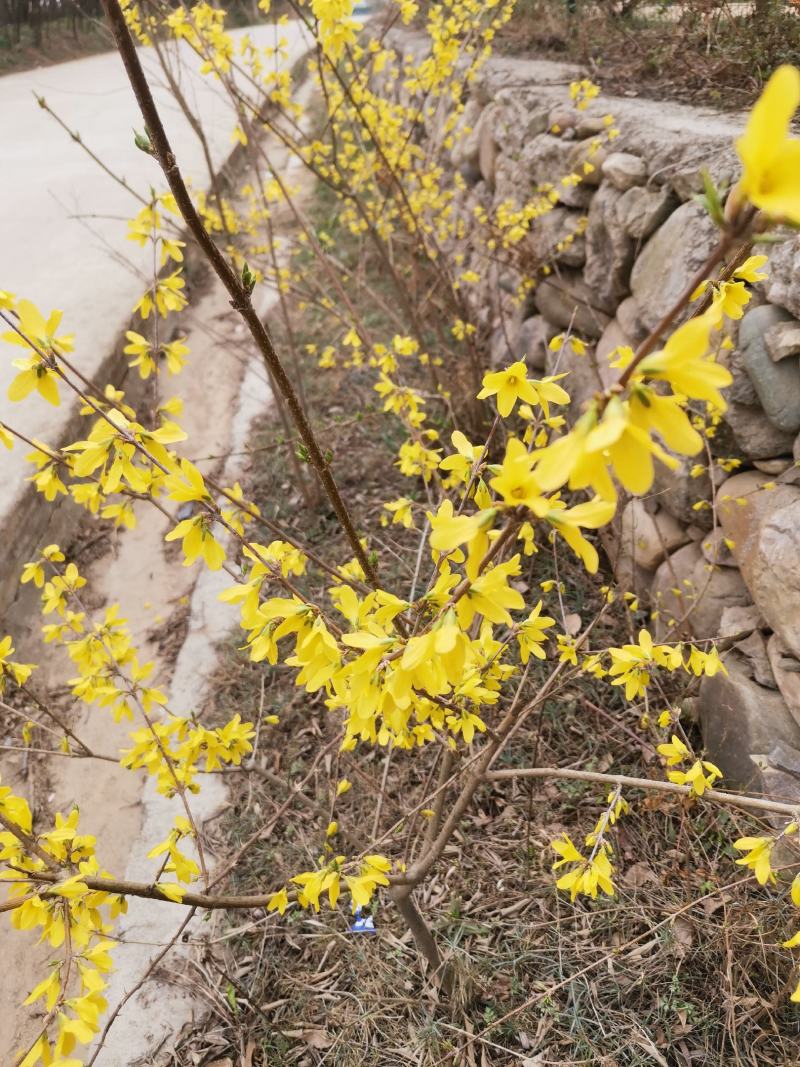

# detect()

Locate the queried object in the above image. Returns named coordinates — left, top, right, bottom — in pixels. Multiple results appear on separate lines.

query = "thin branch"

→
left=99, top=0, right=378, bottom=586
left=488, top=765, right=800, bottom=818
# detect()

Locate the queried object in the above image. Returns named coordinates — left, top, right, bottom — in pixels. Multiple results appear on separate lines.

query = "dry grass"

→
left=175, top=181, right=800, bottom=1066
left=495, top=1, right=800, bottom=109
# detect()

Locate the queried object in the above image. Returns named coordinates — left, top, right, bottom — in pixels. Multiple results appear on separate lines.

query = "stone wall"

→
left=393, top=36, right=800, bottom=803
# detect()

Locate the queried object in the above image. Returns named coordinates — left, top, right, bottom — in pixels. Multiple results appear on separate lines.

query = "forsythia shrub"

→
left=2, top=1, right=800, bottom=1062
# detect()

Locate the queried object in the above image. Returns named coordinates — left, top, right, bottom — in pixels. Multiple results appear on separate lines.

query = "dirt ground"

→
left=162, top=184, right=800, bottom=1066
left=496, top=1, right=800, bottom=109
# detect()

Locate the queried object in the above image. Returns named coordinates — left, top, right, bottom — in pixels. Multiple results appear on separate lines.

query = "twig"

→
left=487, top=765, right=800, bottom=818
left=99, top=0, right=378, bottom=587
left=86, top=907, right=198, bottom=1065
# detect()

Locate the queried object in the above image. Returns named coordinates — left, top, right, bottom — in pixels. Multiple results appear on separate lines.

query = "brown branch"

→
left=487, top=765, right=800, bottom=818
left=99, top=0, right=378, bottom=587
left=616, top=209, right=756, bottom=390
left=86, top=907, right=197, bottom=1066
left=0, top=811, right=60, bottom=871
left=25, top=869, right=277, bottom=910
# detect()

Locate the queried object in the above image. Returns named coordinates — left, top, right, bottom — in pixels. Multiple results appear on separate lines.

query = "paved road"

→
left=0, top=22, right=307, bottom=590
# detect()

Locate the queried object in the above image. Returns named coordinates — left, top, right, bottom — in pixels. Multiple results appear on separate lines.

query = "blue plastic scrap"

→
left=350, top=906, right=377, bottom=933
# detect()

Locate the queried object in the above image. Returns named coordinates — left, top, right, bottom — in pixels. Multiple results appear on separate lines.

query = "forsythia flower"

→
left=551, top=834, right=614, bottom=901
left=516, top=601, right=555, bottom=663
left=477, top=361, right=540, bottom=418
left=734, top=835, right=776, bottom=886
left=608, top=629, right=680, bottom=700
left=668, top=758, right=722, bottom=796
left=657, top=734, right=691, bottom=766
left=636, top=309, right=731, bottom=411
left=735, top=65, right=800, bottom=225
left=382, top=497, right=415, bottom=528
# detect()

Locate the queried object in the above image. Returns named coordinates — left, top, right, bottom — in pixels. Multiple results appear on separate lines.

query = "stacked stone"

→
left=391, top=37, right=800, bottom=803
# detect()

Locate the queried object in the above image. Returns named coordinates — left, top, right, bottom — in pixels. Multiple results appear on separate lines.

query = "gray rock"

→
left=719, top=471, right=800, bottom=659
left=489, top=318, right=521, bottom=368
left=576, top=114, right=610, bottom=139
left=547, top=107, right=578, bottom=134
left=734, top=630, right=776, bottom=689
left=765, top=235, right=800, bottom=318
left=601, top=151, right=647, bottom=191
left=719, top=604, right=763, bottom=640
left=616, top=296, right=649, bottom=344
left=619, top=498, right=688, bottom=572
left=493, top=89, right=550, bottom=154
left=652, top=454, right=713, bottom=528
left=723, top=401, right=796, bottom=460
left=767, top=634, right=800, bottom=729
left=739, top=305, right=800, bottom=433
left=600, top=512, right=653, bottom=599
left=523, top=133, right=578, bottom=187
left=450, top=98, right=482, bottom=168
left=596, top=318, right=633, bottom=370
left=568, top=138, right=606, bottom=187
left=616, top=185, right=676, bottom=241
left=534, top=271, right=611, bottom=339
left=726, top=347, right=760, bottom=407
left=700, top=528, right=736, bottom=567
left=457, top=161, right=482, bottom=186
left=765, top=320, right=800, bottom=363
left=650, top=541, right=750, bottom=641
left=583, top=184, right=635, bottom=314
left=557, top=181, right=595, bottom=210
left=477, top=104, right=500, bottom=189
left=699, top=652, right=800, bottom=792
left=518, top=315, right=553, bottom=371
left=630, top=202, right=719, bottom=332
left=753, top=457, right=793, bottom=475
left=525, top=206, right=586, bottom=270
left=545, top=341, right=607, bottom=423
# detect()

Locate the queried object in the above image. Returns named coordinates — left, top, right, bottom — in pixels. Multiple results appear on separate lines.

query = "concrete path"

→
left=0, top=23, right=310, bottom=1063
left=0, top=21, right=308, bottom=610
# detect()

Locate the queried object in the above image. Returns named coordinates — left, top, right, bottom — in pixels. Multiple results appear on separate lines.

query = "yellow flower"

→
left=608, top=629, right=672, bottom=700
left=668, top=759, right=722, bottom=796
left=733, top=255, right=768, bottom=284
left=709, top=280, right=751, bottom=324
left=382, top=497, right=415, bottom=529
left=3, top=299, right=74, bottom=356
left=733, top=835, right=776, bottom=886
left=735, top=65, right=800, bottom=224
left=439, top=430, right=479, bottom=486
left=477, top=360, right=540, bottom=418
left=516, top=601, right=555, bottom=663
left=549, top=333, right=586, bottom=357
left=268, top=888, right=289, bottom=915
left=545, top=496, right=615, bottom=573
left=637, top=309, right=731, bottom=410
left=165, top=515, right=225, bottom=570
left=657, top=734, right=691, bottom=766
left=489, top=437, right=548, bottom=513
left=427, top=498, right=494, bottom=555
left=455, top=556, right=525, bottom=628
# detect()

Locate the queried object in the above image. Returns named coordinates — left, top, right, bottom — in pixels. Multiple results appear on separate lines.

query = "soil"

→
left=173, top=184, right=800, bottom=1065
left=496, top=2, right=800, bottom=109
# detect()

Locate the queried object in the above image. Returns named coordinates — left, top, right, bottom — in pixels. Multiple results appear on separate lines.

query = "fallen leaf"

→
left=564, top=612, right=582, bottom=636
left=672, top=915, right=694, bottom=958
left=303, top=1028, right=334, bottom=1050
left=623, top=861, right=659, bottom=888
